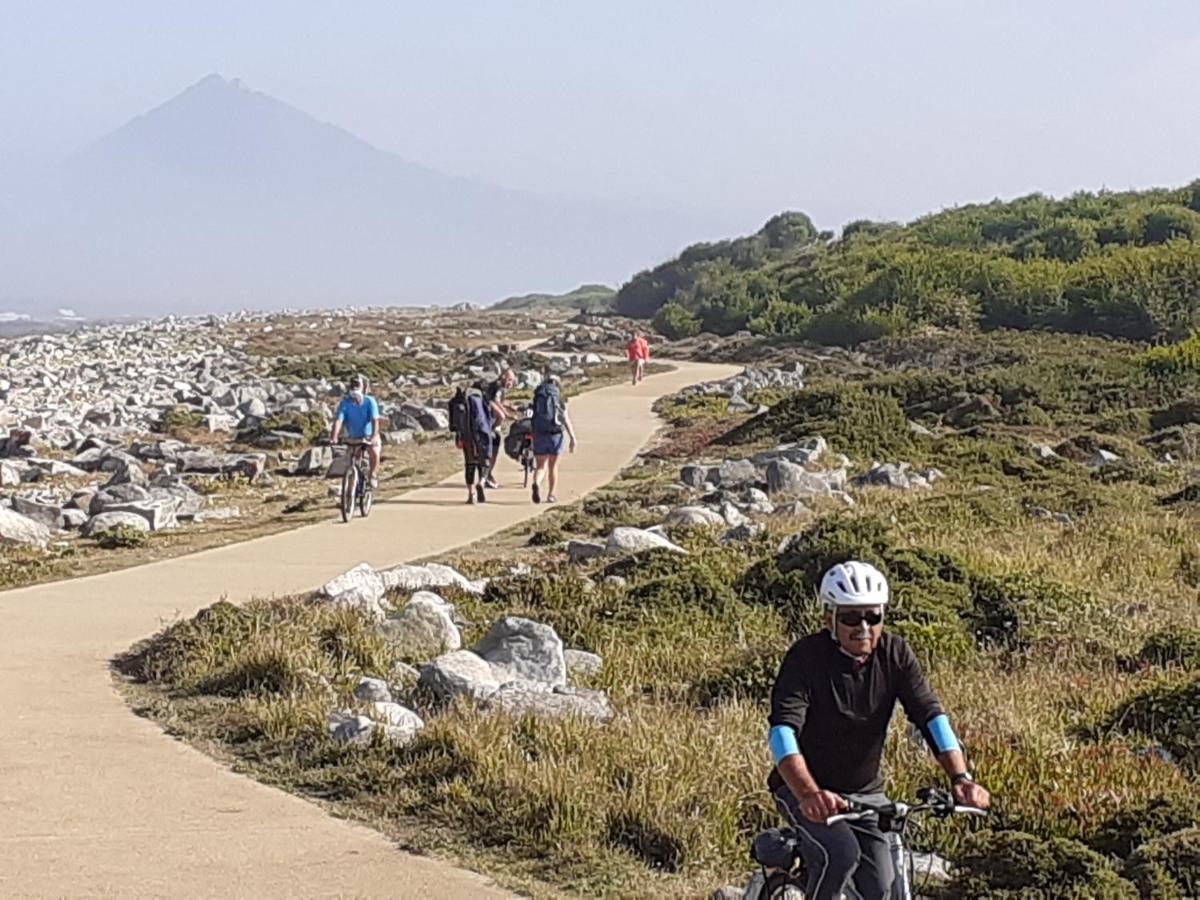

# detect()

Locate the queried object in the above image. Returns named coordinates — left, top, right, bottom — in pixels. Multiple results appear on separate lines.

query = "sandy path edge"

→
left=0, top=360, right=738, bottom=899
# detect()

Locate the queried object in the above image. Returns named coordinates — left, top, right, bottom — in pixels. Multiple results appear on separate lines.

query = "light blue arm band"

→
left=768, top=725, right=800, bottom=764
left=928, top=714, right=961, bottom=754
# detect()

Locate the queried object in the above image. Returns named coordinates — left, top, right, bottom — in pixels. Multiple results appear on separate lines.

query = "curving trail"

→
left=0, top=359, right=738, bottom=899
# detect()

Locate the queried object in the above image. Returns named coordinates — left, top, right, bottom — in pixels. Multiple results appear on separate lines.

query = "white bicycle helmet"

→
left=819, top=561, right=890, bottom=609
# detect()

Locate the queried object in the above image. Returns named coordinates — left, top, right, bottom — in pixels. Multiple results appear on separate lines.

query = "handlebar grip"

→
left=824, top=810, right=872, bottom=826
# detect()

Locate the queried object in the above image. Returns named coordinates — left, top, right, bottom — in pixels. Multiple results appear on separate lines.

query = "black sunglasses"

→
left=836, top=610, right=884, bottom=628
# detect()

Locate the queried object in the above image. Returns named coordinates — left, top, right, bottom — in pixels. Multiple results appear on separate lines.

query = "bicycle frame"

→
left=751, top=787, right=985, bottom=899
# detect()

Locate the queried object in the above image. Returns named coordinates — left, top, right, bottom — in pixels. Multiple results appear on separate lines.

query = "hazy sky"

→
left=3, top=1, right=1199, bottom=234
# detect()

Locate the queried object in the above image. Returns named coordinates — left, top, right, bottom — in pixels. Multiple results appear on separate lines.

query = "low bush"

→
left=939, top=830, right=1136, bottom=899
left=1137, top=629, right=1200, bottom=671
left=115, top=599, right=395, bottom=698
left=1086, top=796, right=1200, bottom=858
left=1123, top=828, right=1200, bottom=899
left=96, top=524, right=149, bottom=549
left=720, top=385, right=914, bottom=461
left=1105, top=674, right=1200, bottom=764
left=159, top=405, right=205, bottom=434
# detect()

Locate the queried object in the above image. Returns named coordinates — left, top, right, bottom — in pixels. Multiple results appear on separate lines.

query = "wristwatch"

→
left=951, top=771, right=974, bottom=785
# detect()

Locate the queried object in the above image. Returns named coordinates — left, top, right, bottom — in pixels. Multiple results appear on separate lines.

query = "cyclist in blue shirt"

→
left=330, top=374, right=384, bottom=488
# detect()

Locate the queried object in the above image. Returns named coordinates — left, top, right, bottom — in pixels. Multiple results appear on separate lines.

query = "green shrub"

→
left=966, top=572, right=1097, bottom=652
left=272, top=355, right=422, bottom=383
left=1141, top=332, right=1200, bottom=379
left=1137, top=629, right=1200, bottom=671
left=627, top=567, right=735, bottom=616
left=1123, top=828, right=1200, bottom=899
left=652, top=302, right=702, bottom=340
left=96, top=524, right=149, bottom=549
left=1105, top=674, right=1200, bottom=763
left=721, top=385, right=913, bottom=460
left=114, top=599, right=394, bottom=698
left=1087, top=796, right=1200, bottom=858
left=689, top=646, right=780, bottom=706
left=940, top=830, right=1136, bottom=899
left=527, top=526, right=567, bottom=547
left=159, top=405, right=204, bottom=434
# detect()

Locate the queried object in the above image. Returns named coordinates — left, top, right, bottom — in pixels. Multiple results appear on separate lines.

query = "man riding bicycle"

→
left=329, top=374, right=384, bottom=488
left=767, top=561, right=990, bottom=899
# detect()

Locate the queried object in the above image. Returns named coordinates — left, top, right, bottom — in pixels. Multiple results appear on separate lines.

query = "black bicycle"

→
left=749, top=787, right=987, bottom=899
left=339, top=439, right=373, bottom=523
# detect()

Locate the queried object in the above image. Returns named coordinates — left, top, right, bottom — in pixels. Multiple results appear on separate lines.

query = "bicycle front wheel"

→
left=341, top=465, right=357, bottom=523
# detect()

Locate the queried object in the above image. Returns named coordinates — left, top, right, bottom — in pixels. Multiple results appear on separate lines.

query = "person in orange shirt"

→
left=626, top=331, right=650, bottom=385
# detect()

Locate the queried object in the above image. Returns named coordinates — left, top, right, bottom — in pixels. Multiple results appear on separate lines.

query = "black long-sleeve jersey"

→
left=768, top=631, right=946, bottom=795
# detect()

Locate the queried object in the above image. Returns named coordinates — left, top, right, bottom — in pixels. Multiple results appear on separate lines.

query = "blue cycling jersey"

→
left=336, top=395, right=380, bottom=439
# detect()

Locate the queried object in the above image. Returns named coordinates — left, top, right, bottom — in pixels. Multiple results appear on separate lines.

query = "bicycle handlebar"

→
left=824, top=790, right=988, bottom=826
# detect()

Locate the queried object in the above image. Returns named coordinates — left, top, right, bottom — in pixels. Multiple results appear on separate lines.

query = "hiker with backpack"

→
left=529, top=372, right=577, bottom=504
left=448, top=382, right=495, bottom=504
left=482, top=367, right=518, bottom=489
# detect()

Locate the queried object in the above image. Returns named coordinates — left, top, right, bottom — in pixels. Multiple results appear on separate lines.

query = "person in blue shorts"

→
left=330, top=374, right=384, bottom=487
left=529, top=373, right=577, bottom=504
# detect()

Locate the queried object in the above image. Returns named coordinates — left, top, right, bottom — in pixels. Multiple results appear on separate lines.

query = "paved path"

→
left=0, top=360, right=737, bottom=899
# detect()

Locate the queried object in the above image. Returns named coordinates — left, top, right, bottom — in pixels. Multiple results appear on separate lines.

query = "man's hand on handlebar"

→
left=798, top=789, right=847, bottom=823
left=953, top=780, right=990, bottom=810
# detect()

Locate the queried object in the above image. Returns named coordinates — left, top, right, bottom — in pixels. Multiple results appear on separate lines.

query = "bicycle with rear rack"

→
left=748, top=786, right=987, bottom=899
left=338, top=438, right=373, bottom=523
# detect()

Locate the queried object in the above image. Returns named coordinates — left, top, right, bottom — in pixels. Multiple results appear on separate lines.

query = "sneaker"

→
left=476, top=485, right=486, bottom=504
left=531, top=483, right=541, bottom=504
left=485, top=477, right=499, bottom=489
left=467, top=491, right=475, bottom=505
left=546, top=494, right=558, bottom=504
left=370, top=476, right=379, bottom=489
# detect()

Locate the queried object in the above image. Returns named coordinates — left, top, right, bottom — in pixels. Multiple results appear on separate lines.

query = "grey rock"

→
left=1086, top=449, right=1121, bottom=469
left=192, top=506, right=241, bottom=523
left=566, top=540, right=607, bottom=563
left=711, top=459, right=759, bottom=488
left=101, top=498, right=179, bottom=531
left=0, top=505, right=52, bottom=547
left=663, top=505, right=726, bottom=529
left=680, top=465, right=708, bottom=488
left=603, top=575, right=627, bottom=588
left=605, top=526, right=687, bottom=557
left=480, top=682, right=613, bottom=723
left=12, top=493, right=64, bottom=529
left=331, top=714, right=374, bottom=746
left=81, top=511, right=151, bottom=537
left=378, top=562, right=486, bottom=595
left=368, top=701, right=425, bottom=746
left=60, top=508, right=89, bottom=529
left=419, top=650, right=501, bottom=702
left=852, top=462, right=930, bottom=491
left=317, top=563, right=388, bottom=620
left=766, top=459, right=834, bottom=497
left=474, top=617, right=567, bottom=687
left=719, top=500, right=751, bottom=528
left=909, top=851, right=953, bottom=884
left=382, top=592, right=462, bottom=659
left=89, top=483, right=152, bottom=516
left=103, top=459, right=148, bottom=487
left=296, top=445, right=334, bottom=475
left=353, top=676, right=393, bottom=703
left=564, top=649, right=604, bottom=677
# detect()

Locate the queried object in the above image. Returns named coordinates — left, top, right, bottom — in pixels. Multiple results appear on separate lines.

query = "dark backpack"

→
left=531, top=383, right=563, bottom=435
left=448, top=387, right=470, bottom=438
